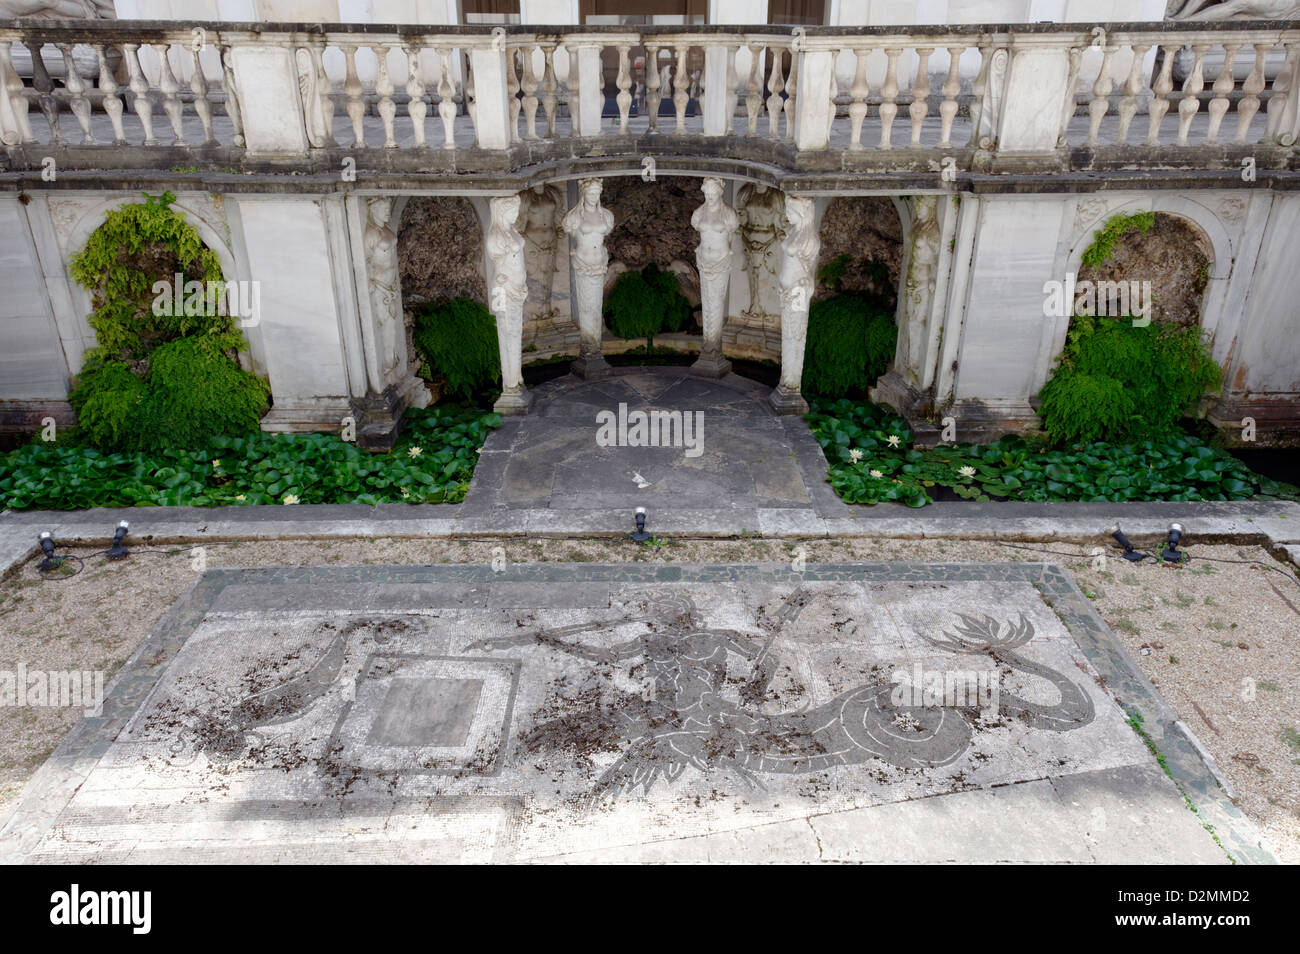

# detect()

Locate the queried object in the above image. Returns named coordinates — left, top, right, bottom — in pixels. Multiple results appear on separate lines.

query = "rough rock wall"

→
left=815, top=196, right=904, bottom=302
left=1075, top=213, right=1210, bottom=327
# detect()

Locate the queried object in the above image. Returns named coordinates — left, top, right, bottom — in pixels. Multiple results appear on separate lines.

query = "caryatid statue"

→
left=487, top=193, right=533, bottom=413
left=736, top=182, right=786, bottom=326
left=770, top=195, right=819, bottom=415
left=690, top=177, right=740, bottom=377
left=517, top=183, right=565, bottom=319
left=560, top=178, right=615, bottom=379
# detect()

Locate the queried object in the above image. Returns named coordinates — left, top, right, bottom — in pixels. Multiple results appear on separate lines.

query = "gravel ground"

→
left=1, top=532, right=1296, bottom=863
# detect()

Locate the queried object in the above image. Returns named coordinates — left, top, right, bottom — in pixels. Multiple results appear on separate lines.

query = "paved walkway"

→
left=461, top=367, right=848, bottom=528
left=0, top=562, right=1263, bottom=863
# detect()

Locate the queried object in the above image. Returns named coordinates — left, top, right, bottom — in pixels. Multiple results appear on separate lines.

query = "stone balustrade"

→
left=1, top=19, right=1297, bottom=172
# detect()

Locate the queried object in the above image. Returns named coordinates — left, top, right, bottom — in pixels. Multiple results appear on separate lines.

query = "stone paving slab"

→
left=0, top=562, right=1267, bottom=864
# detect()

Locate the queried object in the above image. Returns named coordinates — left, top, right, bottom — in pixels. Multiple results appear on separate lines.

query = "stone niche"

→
left=516, top=183, right=579, bottom=359
left=602, top=176, right=704, bottom=319
left=815, top=196, right=904, bottom=305
left=397, top=196, right=486, bottom=386
left=1075, top=212, right=1211, bottom=327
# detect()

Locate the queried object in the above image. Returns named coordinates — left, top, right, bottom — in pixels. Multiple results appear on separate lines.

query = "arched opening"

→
left=396, top=196, right=489, bottom=404
left=1074, top=211, right=1212, bottom=328
left=805, top=195, right=905, bottom=399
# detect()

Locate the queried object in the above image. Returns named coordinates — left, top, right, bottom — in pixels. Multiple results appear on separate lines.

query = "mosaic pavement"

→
left=0, top=563, right=1265, bottom=864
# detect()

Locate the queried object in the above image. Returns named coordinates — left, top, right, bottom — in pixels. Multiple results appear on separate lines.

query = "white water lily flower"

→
left=849, top=448, right=864, bottom=462
left=869, top=469, right=884, bottom=478
left=282, top=494, right=300, bottom=505
left=886, top=435, right=901, bottom=448
left=957, top=466, right=977, bottom=479
left=408, top=446, right=423, bottom=458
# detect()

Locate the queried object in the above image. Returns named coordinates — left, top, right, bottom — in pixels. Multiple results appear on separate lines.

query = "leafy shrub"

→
left=605, top=265, right=694, bottom=349
left=67, top=192, right=268, bottom=452
left=1038, top=315, right=1221, bottom=445
left=411, top=297, right=501, bottom=402
left=69, top=191, right=228, bottom=357
left=68, top=358, right=147, bottom=451
left=0, top=406, right=502, bottom=510
left=806, top=398, right=1298, bottom=508
left=802, top=294, right=897, bottom=398
left=130, top=337, right=271, bottom=450
left=1081, top=211, right=1155, bottom=269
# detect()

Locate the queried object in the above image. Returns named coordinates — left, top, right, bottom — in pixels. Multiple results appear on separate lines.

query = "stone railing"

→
left=1, top=19, right=1297, bottom=171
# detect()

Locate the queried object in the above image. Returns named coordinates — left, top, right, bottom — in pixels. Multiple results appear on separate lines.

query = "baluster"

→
left=1085, top=44, right=1115, bottom=146
left=1177, top=43, right=1208, bottom=146
left=155, top=44, right=186, bottom=145
left=784, top=50, right=797, bottom=141
left=643, top=43, right=661, bottom=131
left=878, top=47, right=900, bottom=149
left=1266, top=41, right=1298, bottom=146
left=672, top=44, right=690, bottom=133
left=435, top=47, right=457, bottom=148
left=848, top=47, right=869, bottom=149
left=1058, top=44, right=1083, bottom=147
left=311, top=44, right=335, bottom=147
left=1146, top=44, right=1178, bottom=146
left=464, top=56, right=477, bottom=134
left=343, top=46, right=364, bottom=147
left=31, top=42, right=61, bottom=144
left=744, top=44, right=762, bottom=136
left=376, top=46, right=397, bottom=148
left=505, top=46, right=521, bottom=142
left=541, top=43, right=558, bottom=136
left=1236, top=42, right=1268, bottom=144
left=57, top=43, right=94, bottom=144
left=189, top=46, right=215, bottom=146
left=1116, top=43, right=1149, bottom=144
left=615, top=43, right=632, bottom=133
left=521, top=44, right=540, bottom=139
left=938, top=46, right=961, bottom=147
left=219, top=43, right=244, bottom=148
left=407, top=45, right=428, bottom=147
left=123, top=43, right=157, bottom=146
left=1205, top=42, right=1239, bottom=144
left=969, top=42, right=990, bottom=143
left=765, top=48, right=784, bottom=138
left=0, top=41, right=35, bottom=144
left=909, top=47, right=932, bottom=146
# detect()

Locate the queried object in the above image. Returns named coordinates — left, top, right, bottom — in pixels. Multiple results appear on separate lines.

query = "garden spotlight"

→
left=631, top=507, right=651, bottom=543
left=1161, top=523, right=1184, bottom=563
left=37, top=531, right=59, bottom=571
left=1107, top=524, right=1145, bottom=562
left=106, top=520, right=130, bottom=560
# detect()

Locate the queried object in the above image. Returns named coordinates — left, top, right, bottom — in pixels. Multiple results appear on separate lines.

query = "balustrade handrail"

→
left=3, top=17, right=1297, bottom=163
left=3, top=19, right=1300, bottom=39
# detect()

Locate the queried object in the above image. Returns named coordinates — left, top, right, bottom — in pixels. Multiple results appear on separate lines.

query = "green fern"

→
left=1080, top=211, right=1156, bottom=269
left=411, top=297, right=500, bottom=401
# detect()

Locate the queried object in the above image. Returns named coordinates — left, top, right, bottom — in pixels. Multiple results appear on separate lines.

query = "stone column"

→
left=561, top=177, right=614, bottom=379
left=487, top=193, right=532, bottom=413
left=769, top=194, right=818, bottom=415
left=691, top=177, right=738, bottom=377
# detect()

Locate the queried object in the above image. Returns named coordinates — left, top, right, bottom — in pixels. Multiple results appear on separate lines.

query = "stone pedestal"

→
left=351, top=386, right=406, bottom=452
left=570, top=353, right=613, bottom=379
left=494, top=385, right=535, bottom=414
left=691, top=352, right=732, bottom=378
left=768, top=384, right=808, bottom=416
